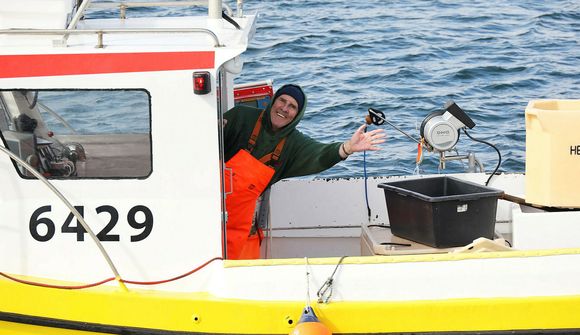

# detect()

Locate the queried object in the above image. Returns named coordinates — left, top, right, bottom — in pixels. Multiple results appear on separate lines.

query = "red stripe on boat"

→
left=0, top=51, right=215, bottom=78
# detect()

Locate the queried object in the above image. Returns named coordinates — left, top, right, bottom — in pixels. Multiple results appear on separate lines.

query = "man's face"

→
left=270, top=94, right=299, bottom=131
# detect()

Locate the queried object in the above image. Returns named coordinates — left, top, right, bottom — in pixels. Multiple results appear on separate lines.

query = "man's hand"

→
left=344, top=124, right=386, bottom=155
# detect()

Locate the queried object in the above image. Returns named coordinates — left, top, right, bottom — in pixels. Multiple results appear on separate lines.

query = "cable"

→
left=0, top=145, right=124, bottom=285
left=0, top=272, right=115, bottom=290
left=316, top=256, right=347, bottom=304
left=0, top=257, right=223, bottom=290
left=121, top=257, right=222, bottom=285
left=363, top=149, right=371, bottom=220
left=304, top=257, right=311, bottom=308
left=463, top=129, right=502, bottom=186
left=222, top=10, right=241, bottom=30
left=362, top=126, right=372, bottom=220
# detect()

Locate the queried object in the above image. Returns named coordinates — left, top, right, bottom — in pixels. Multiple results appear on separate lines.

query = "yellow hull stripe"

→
left=2, top=275, right=580, bottom=334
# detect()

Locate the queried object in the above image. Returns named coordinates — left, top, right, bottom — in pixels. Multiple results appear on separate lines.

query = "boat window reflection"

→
left=0, top=89, right=151, bottom=179
left=0, top=94, right=10, bottom=131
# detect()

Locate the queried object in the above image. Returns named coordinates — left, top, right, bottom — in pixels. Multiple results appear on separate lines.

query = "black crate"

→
left=378, top=176, right=504, bottom=248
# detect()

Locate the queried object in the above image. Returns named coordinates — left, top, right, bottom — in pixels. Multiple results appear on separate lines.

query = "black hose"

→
left=463, top=129, right=502, bottom=186
left=222, top=11, right=241, bottom=30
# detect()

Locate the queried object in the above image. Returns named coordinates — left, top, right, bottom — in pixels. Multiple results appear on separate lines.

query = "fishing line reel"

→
left=420, top=101, right=475, bottom=153
left=366, top=101, right=489, bottom=172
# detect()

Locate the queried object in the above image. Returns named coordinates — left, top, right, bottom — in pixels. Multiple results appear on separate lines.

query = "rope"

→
left=304, top=257, right=311, bottom=308
left=0, top=257, right=223, bottom=290
left=0, top=272, right=115, bottom=290
left=121, top=257, right=222, bottom=285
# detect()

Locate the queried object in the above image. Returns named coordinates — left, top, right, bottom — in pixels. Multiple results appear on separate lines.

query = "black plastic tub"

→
left=378, top=176, right=504, bottom=248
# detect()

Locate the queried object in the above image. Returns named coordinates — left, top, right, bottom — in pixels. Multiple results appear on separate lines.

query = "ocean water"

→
left=87, top=0, right=580, bottom=178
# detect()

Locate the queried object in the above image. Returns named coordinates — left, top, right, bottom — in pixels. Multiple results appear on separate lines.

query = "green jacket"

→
left=223, top=90, right=342, bottom=186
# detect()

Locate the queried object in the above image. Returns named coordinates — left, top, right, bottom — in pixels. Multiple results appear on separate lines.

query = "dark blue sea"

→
left=86, top=1, right=580, bottom=178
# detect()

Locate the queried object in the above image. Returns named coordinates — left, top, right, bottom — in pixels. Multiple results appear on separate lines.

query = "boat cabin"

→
left=0, top=0, right=258, bottom=283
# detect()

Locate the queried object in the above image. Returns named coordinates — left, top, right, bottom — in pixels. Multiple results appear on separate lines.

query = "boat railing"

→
left=0, top=0, right=247, bottom=47
left=0, top=28, right=222, bottom=48
left=88, top=1, right=237, bottom=20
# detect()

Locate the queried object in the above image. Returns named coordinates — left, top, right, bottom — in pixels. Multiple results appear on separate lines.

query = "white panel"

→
left=0, top=70, right=224, bottom=286
left=512, top=204, right=580, bottom=249
left=269, top=173, right=525, bottom=235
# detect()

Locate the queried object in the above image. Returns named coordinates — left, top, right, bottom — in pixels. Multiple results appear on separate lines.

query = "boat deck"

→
left=259, top=173, right=573, bottom=259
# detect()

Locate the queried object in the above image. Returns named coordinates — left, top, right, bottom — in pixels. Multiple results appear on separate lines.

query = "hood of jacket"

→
left=262, top=84, right=307, bottom=139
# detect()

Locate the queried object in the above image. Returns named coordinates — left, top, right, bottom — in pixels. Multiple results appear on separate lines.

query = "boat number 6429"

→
left=29, top=205, right=153, bottom=242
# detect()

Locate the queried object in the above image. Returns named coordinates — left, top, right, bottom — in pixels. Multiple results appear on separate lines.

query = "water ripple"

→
left=87, top=0, right=580, bottom=177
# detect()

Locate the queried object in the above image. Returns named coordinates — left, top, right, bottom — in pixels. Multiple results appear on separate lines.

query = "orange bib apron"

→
left=225, top=111, right=286, bottom=260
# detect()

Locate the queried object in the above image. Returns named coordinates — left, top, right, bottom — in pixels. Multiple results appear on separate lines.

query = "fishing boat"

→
left=1, top=1, right=580, bottom=334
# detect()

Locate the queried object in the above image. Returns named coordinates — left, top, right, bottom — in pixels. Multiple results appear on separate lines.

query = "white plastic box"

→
left=511, top=204, right=580, bottom=250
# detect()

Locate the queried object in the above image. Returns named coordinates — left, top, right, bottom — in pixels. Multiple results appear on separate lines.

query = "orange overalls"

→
left=224, top=111, right=286, bottom=259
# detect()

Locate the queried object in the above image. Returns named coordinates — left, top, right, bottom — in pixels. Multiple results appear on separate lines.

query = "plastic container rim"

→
left=378, top=176, right=504, bottom=203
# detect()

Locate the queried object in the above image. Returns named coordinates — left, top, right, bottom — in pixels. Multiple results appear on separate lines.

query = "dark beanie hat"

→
left=274, top=84, right=305, bottom=112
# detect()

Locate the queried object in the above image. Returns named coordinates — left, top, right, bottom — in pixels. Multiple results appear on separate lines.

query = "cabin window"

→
left=0, top=89, right=151, bottom=179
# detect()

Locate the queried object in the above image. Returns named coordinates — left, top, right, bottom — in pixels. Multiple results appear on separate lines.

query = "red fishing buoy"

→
left=289, top=306, right=331, bottom=335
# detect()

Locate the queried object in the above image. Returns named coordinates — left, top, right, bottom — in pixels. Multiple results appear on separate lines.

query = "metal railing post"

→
left=208, top=0, right=223, bottom=19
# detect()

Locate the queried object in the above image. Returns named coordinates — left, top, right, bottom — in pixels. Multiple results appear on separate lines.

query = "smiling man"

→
left=222, top=84, right=385, bottom=259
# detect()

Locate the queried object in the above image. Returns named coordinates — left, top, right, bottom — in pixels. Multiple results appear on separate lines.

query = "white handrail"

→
left=0, top=28, right=222, bottom=48
left=89, top=1, right=235, bottom=18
